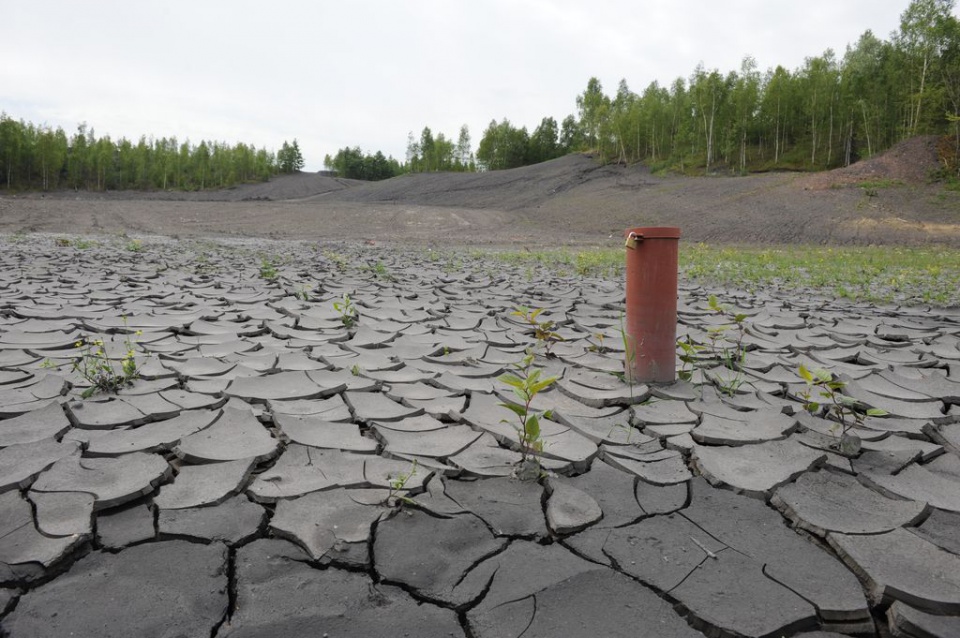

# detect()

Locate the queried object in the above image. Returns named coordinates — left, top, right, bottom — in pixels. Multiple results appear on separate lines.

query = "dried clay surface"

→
left=0, top=235, right=958, bottom=637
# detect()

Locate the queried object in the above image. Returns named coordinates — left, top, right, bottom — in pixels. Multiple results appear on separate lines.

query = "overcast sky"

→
left=3, top=1, right=951, bottom=171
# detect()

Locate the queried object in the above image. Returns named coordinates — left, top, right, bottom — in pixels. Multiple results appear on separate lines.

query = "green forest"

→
left=2, top=0, right=959, bottom=190
left=553, top=0, right=960, bottom=176
left=337, top=0, right=960, bottom=180
left=0, top=117, right=306, bottom=191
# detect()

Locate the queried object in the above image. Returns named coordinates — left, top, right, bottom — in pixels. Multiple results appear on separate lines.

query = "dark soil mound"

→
left=186, top=172, right=364, bottom=202
left=801, top=135, right=943, bottom=190
left=323, top=154, right=640, bottom=211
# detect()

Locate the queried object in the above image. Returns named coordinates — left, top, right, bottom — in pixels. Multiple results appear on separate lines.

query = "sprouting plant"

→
left=594, top=331, right=606, bottom=352
left=373, top=260, right=391, bottom=279
left=350, top=364, right=362, bottom=377
left=797, top=364, right=887, bottom=451
left=587, top=330, right=608, bottom=353
left=55, top=237, right=72, bottom=247
left=294, top=285, right=312, bottom=302
left=72, top=323, right=145, bottom=398
left=74, top=238, right=94, bottom=250
left=361, top=260, right=393, bottom=281
left=705, top=294, right=749, bottom=396
left=323, top=251, right=348, bottom=272
left=385, top=459, right=419, bottom=506
left=618, top=313, right=641, bottom=399
left=512, top=306, right=564, bottom=356
left=193, top=253, right=212, bottom=274
left=499, top=352, right=557, bottom=479
left=259, top=258, right=279, bottom=281
left=707, top=294, right=747, bottom=354
left=709, top=334, right=747, bottom=395
left=126, top=238, right=143, bottom=252
left=676, top=336, right=705, bottom=383
left=334, top=293, right=358, bottom=328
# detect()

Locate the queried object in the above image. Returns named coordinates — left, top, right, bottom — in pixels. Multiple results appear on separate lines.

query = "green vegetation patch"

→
left=462, top=243, right=960, bottom=306
left=681, top=243, right=960, bottom=305
left=858, top=178, right=906, bottom=190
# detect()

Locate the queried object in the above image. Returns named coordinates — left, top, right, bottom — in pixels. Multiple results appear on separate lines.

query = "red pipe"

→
left=624, top=227, right=681, bottom=384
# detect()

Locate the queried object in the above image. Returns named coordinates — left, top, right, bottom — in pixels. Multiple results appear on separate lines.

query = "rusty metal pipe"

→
left=623, top=227, right=681, bottom=384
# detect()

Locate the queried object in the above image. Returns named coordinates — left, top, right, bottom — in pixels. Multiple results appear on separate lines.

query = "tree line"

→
left=323, top=125, right=473, bottom=180
left=323, top=147, right=405, bottom=181
left=0, top=116, right=304, bottom=191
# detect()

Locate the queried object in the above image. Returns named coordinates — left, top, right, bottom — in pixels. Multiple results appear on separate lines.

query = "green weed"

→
left=676, top=337, right=703, bottom=384
left=797, top=364, right=886, bottom=454
left=323, top=251, right=348, bottom=272
left=858, top=178, right=905, bottom=191
left=72, top=324, right=145, bottom=398
left=294, top=285, right=312, bottom=301
left=499, top=352, right=557, bottom=480
left=705, top=295, right=749, bottom=396
left=361, top=259, right=393, bottom=280
left=334, top=293, right=358, bottom=328
left=511, top=306, right=563, bottom=356
left=259, top=258, right=279, bottom=281
left=385, top=459, right=419, bottom=507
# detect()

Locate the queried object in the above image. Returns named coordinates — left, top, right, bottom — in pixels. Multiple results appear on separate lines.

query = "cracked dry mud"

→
left=0, top=235, right=959, bottom=638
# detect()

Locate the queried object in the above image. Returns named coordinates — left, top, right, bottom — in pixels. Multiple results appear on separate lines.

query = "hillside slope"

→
left=319, top=154, right=636, bottom=210
left=2, top=137, right=958, bottom=246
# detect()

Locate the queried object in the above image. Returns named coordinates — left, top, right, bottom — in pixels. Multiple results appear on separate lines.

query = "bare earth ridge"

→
left=1, top=136, right=958, bottom=246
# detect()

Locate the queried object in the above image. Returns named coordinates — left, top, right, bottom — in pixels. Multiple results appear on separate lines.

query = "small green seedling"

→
left=259, top=258, right=279, bottom=281
left=499, top=353, right=557, bottom=479
left=386, top=459, right=419, bottom=506
left=372, top=260, right=391, bottom=280
left=323, top=251, right=348, bottom=272
left=619, top=313, right=640, bottom=394
left=705, top=295, right=749, bottom=395
left=798, top=364, right=887, bottom=453
left=72, top=322, right=145, bottom=398
left=512, top=306, right=564, bottom=356
left=294, top=285, right=312, bottom=302
left=126, top=238, right=143, bottom=252
left=676, top=336, right=705, bottom=383
left=587, top=331, right=607, bottom=353
left=334, top=293, right=358, bottom=328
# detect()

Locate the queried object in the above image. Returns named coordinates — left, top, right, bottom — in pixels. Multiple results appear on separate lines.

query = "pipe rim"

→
left=624, top=227, right=681, bottom=239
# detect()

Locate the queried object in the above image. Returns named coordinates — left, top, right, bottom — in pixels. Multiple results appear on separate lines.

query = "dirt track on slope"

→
left=2, top=137, right=958, bottom=247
